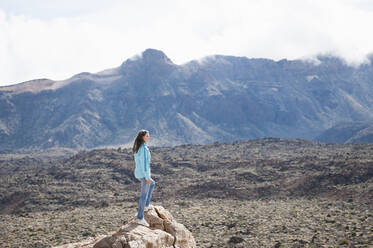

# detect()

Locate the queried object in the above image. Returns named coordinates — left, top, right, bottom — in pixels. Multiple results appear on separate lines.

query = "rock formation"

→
left=53, top=205, right=196, bottom=248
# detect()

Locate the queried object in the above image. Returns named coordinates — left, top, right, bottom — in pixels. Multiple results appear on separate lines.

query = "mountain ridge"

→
left=1, top=48, right=373, bottom=150
left=3, top=49, right=366, bottom=93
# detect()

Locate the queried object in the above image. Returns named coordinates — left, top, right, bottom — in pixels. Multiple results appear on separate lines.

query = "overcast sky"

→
left=0, top=0, right=372, bottom=86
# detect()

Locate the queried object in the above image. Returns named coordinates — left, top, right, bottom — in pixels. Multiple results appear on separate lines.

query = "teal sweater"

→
left=134, top=142, right=151, bottom=180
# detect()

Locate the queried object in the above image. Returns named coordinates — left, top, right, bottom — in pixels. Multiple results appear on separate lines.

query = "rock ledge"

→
left=53, top=205, right=196, bottom=248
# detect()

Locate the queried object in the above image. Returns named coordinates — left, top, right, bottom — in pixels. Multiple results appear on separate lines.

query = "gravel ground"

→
left=1, top=197, right=372, bottom=247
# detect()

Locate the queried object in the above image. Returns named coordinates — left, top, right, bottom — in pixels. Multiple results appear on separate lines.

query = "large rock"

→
left=53, top=205, right=196, bottom=248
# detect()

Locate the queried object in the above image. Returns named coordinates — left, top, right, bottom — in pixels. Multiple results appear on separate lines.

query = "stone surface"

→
left=53, top=205, right=196, bottom=248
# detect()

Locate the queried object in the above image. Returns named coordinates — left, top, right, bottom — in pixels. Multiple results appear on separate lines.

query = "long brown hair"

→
left=132, top=129, right=149, bottom=154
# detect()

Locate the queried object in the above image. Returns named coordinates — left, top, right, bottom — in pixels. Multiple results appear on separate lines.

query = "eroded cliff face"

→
left=53, top=205, right=196, bottom=248
left=1, top=48, right=373, bottom=150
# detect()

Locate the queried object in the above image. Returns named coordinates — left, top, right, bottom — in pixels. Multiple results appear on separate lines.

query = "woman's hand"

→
left=147, top=179, right=151, bottom=184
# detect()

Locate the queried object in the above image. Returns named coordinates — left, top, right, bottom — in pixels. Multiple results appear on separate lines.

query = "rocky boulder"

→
left=53, top=205, right=196, bottom=248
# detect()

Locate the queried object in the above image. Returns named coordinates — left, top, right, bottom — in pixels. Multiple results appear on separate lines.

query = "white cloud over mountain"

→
left=0, top=0, right=372, bottom=86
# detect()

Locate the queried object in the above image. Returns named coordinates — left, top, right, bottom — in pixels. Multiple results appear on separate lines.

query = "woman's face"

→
left=143, top=132, right=150, bottom=142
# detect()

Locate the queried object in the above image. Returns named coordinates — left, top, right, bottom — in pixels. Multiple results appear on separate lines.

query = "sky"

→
left=0, top=0, right=373, bottom=86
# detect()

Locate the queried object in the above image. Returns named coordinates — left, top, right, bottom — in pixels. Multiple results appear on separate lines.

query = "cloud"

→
left=0, top=0, right=373, bottom=86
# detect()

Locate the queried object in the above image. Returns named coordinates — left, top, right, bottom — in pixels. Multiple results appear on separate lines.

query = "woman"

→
left=132, top=129, right=155, bottom=227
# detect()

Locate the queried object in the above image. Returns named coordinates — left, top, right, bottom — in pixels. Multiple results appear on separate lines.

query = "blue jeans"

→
left=137, top=177, right=155, bottom=220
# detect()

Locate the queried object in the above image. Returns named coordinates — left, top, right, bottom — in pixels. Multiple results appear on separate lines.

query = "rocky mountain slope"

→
left=1, top=49, right=373, bottom=150
left=317, top=121, right=373, bottom=143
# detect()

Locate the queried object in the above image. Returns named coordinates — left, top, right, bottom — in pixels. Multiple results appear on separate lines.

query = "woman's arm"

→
left=135, top=146, right=146, bottom=176
left=144, top=147, right=151, bottom=180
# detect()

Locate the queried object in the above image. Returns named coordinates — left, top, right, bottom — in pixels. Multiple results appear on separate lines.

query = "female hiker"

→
left=132, top=129, right=155, bottom=227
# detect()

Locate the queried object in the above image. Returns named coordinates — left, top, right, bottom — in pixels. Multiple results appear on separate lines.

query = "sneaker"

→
left=136, top=217, right=149, bottom=227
